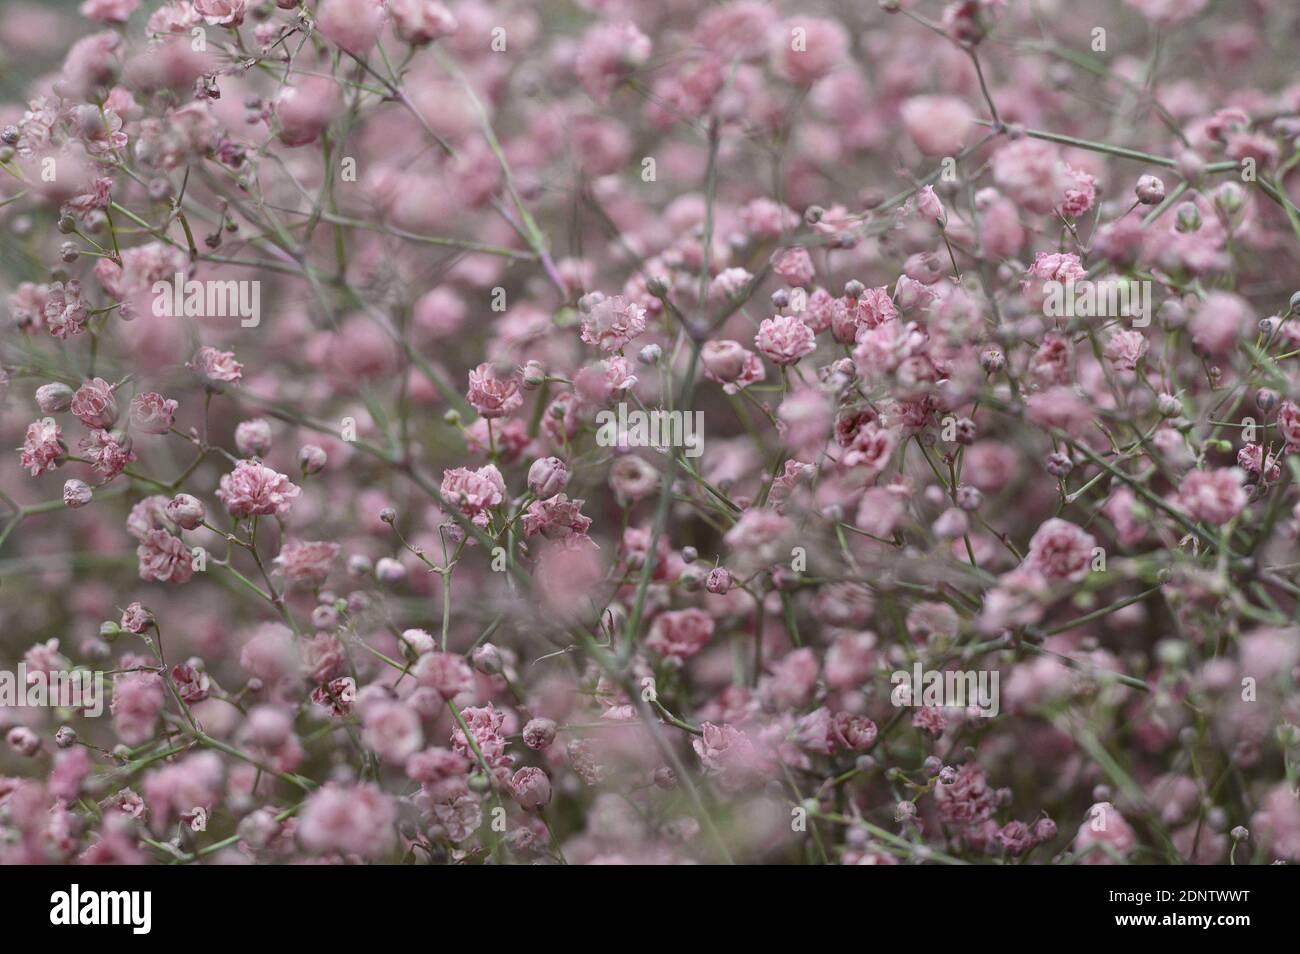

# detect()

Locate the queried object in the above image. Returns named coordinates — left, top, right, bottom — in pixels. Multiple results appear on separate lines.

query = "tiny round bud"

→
left=1175, top=201, right=1202, bottom=233
left=99, top=620, right=122, bottom=640
left=55, top=726, right=77, bottom=748
left=347, top=554, right=373, bottom=577
left=165, top=493, right=205, bottom=530
left=1214, top=182, right=1245, bottom=215
left=521, top=359, right=545, bottom=389
left=922, top=756, right=943, bottom=776
left=1045, top=451, right=1073, bottom=477
left=0, top=125, right=18, bottom=145
left=471, top=643, right=503, bottom=675
left=653, top=766, right=678, bottom=789
left=374, top=557, right=406, bottom=584
left=678, top=563, right=706, bottom=590
left=955, top=484, right=982, bottom=511
left=60, top=242, right=80, bottom=263
left=705, top=567, right=733, bottom=595
left=57, top=213, right=77, bottom=234
left=443, top=409, right=462, bottom=426
left=36, top=382, right=75, bottom=413
left=938, top=765, right=958, bottom=785
left=1134, top=174, right=1165, bottom=205
left=770, top=289, right=790, bottom=310
left=63, top=479, right=92, bottom=509
left=1033, top=817, right=1057, bottom=842
left=234, top=418, right=272, bottom=457
left=522, top=717, right=557, bottom=750
left=680, top=545, right=699, bottom=564
left=379, top=507, right=396, bottom=524
left=980, top=349, right=1005, bottom=374
left=1256, top=388, right=1278, bottom=412
left=1230, top=825, right=1249, bottom=842
left=1290, top=290, right=1300, bottom=315
left=527, top=456, right=570, bottom=497
left=645, top=275, right=669, bottom=298
left=6, top=727, right=40, bottom=757
left=298, top=444, right=327, bottom=475
left=1157, top=392, right=1183, bottom=417
left=638, top=343, right=662, bottom=365
left=843, top=280, right=865, bottom=299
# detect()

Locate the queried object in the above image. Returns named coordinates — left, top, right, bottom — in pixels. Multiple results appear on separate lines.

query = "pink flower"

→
left=510, top=767, right=552, bottom=811
left=299, top=782, right=397, bottom=859
left=450, top=703, right=510, bottom=769
left=701, top=340, right=766, bottom=393
left=19, top=419, right=64, bottom=476
left=465, top=362, right=523, bottom=418
left=1073, top=802, right=1137, bottom=864
left=1103, top=330, right=1148, bottom=371
left=646, top=608, right=715, bottom=664
left=522, top=494, right=592, bottom=540
left=770, top=17, right=847, bottom=84
left=111, top=670, right=165, bottom=746
left=440, top=464, right=506, bottom=520
left=79, top=0, right=140, bottom=23
left=273, top=540, right=340, bottom=587
left=70, top=377, right=117, bottom=428
left=1178, top=468, right=1247, bottom=524
left=186, top=347, right=243, bottom=386
left=276, top=76, right=342, bottom=148
left=193, top=0, right=246, bottom=27
left=580, top=295, right=647, bottom=353
left=575, top=21, right=651, bottom=103
left=216, top=460, right=301, bottom=517
left=136, top=528, right=194, bottom=583
left=361, top=699, right=424, bottom=765
left=755, top=314, right=816, bottom=366
left=772, top=247, right=815, bottom=288
left=692, top=722, right=763, bottom=793
left=128, top=392, right=178, bottom=434
left=1276, top=400, right=1300, bottom=448
left=1026, top=518, right=1096, bottom=582
left=79, top=429, right=136, bottom=479
left=315, top=0, right=385, bottom=56
left=43, top=281, right=88, bottom=339
left=1189, top=291, right=1253, bottom=357
left=386, top=0, right=457, bottom=45
left=900, top=95, right=974, bottom=156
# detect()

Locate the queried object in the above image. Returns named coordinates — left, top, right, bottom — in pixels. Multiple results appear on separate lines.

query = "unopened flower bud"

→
left=471, top=643, right=503, bottom=675
left=705, top=567, right=733, bottom=594
left=521, top=360, right=545, bottom=389
left=63, top=479, right=92, bottom=509
left=298, top=444, right=327, bottom=475
left=1157, top=392, right=1183, bottom=417
left=36, top=382, right=75, bottom=413
left=1175, top=201, right=1201, bottom=233
left=527, top=456, right=569, bottom=497
left=379, top=507, right=396, bottom=524
left=638, top=343, right=662, bottom=364
left=165, top=493, right=205, bottom=530
left=523, top=718, right=557, bottom=750
left=55, top=726, right=77, bottom=748
left=375, top=557, right=406, bottom=584
left=1135, top=174, right=1165, bottom=205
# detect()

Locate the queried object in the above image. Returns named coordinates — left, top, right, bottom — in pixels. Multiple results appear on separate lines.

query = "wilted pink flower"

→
left=129, top=392, right=178, bottom=434
left=510, top=767, right=552, bottom=810
left=772, top=247, right=815, bottom=288
left=79, top=429, right=136, bottom=479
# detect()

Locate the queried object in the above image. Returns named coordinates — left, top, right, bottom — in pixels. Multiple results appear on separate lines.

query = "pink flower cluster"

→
left=0, top=0, right=1298, bottom=870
